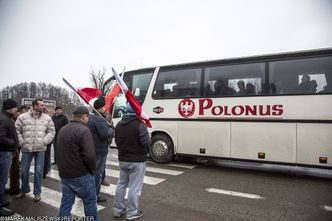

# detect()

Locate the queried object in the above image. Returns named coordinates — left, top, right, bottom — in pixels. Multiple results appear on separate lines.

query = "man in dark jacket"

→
left=0, top=99, right=19, bottom=216
left=113, top=103, right=151, bottom=220
left=7, top=105, right=29, bottom=194
left=87, top=96, right=114, bottom=203
left=51, top=106, right=68, bottom=164
left=44, top=106, right=68, bottom=178
left=57, top=106, right=99, bottom=221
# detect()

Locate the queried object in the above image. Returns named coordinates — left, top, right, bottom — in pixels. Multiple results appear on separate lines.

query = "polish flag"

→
left=77, top=87, right=102, bottom=103
left=112, top=68, right=152, bottom=128
left=105, top=83, right=121, bottom=112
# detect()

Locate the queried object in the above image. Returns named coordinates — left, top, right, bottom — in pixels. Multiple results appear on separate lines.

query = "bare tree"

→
left=29, top=82, right=37, bottom=98
left=0, top=82, right=80, bottom=117
left=89, top=67, right=113, bottom=95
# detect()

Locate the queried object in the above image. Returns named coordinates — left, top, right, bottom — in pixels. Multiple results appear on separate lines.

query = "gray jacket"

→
left=15, top=110, right=55, bottom=152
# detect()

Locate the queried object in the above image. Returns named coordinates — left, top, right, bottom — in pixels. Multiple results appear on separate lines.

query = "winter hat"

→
left=2, top=99, right=18, bottom=110
left=18, top=105, right=29, bottom=112
left=93, top=96, right=105, bottom=109
left=73, top=106, right=89, bottom=115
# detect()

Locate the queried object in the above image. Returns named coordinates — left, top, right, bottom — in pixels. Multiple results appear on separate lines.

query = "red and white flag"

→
left=112, top=68, right=152, bottom=128
left=77, top=87, right=102, bottom=104
left=76, top=84, right=120, bottom=113
left=104, top=83, right=121, bottom=112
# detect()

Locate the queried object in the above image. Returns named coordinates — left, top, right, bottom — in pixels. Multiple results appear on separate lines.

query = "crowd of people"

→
left=0, top=97, right=150, bottom=221
left=204, top=79, right=258, bottom=97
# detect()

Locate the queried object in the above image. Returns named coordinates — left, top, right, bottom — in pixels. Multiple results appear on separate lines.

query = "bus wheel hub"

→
left=153, top=141, right=168, bottom=158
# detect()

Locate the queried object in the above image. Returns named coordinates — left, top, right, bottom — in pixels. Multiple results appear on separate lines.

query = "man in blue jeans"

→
left=0, top=99, right=19, bottom=216
left=87, top=96, right=114, bottom=203
left=57, top=106, right=99, bottom=220
left=15, top=99, right=55, bottom=202
left=113, top=103, right=151, bottom=220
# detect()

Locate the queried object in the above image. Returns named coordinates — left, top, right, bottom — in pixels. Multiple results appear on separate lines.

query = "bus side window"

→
left=205, top=83, right=213, bottom=96
left=160, top=88, right=172, bottom=98
left=269, top=56, right=332, bottom=95
left=131, top=72, right=153, bottom=104
left=205, top=63, right=265, bottom=97
left=173, top=83, right=186, bottom=97
left=214, top=79, right=235, bottom=96
left=246, top=83, right=256, bottom=95
left=180, top=82, right=199, bottom=97
left=113, top=93, right=126, bottom=118
left=153, top=68, right=202, bottom=99
left=269, top=83, right=277, bottom=94
left=320, top=84, right=331, bottom=93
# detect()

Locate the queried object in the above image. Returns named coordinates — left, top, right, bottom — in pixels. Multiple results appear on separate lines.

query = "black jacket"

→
left=115, top=116, right=151, bottom=162
left=56, top=121, right=96, bottom=178
left=52, top=114, right=68, bottom=133
left=87, top=113, right=114, bottom=156
left=0, top=110, right=19, bottom=152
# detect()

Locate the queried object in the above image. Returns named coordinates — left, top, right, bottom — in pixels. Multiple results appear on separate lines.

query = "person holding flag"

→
left=113, top=103, right=151, bottom=220
left=107, top=67, right=152, bottom=219
left=63, top=77, right=121, bottom=188
left=87, top=96, right=114, bottom=203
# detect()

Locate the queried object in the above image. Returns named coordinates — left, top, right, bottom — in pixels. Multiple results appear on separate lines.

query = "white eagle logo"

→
left=178, top=99, right=195, bottom=118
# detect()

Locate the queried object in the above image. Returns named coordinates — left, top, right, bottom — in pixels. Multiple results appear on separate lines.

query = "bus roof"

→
left=126, top=47, right=332, bottom=73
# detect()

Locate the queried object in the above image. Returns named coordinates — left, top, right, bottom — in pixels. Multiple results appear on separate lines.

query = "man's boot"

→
left=0, top=194, right=14, bottom=217
left=0, top=207, right=14, bottom=217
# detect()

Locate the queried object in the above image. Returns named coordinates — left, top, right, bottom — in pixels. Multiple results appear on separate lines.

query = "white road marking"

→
left=106, top=160, right=184, bottom=176
left=206, top=188, right=265, bottom=200
left=30, top=167, right=128, bottom=198
left=321, top=205, right=332, bottom=212
left=110, top=154, right=118, bottom=159
left=25, top=182, right=104, bottom=217
left=109, top=153, right=196, bottom=169
left=100, top=183, right=128, bottom=199
left=106, top=168, right=165, bottom=185
left=34, top=166, right=164, bottom=186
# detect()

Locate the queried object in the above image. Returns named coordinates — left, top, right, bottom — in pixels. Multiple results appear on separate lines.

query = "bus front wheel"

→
left=150, top=134, right=174, bottom=164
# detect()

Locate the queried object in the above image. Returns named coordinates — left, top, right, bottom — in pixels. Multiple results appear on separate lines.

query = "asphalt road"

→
left=4, top=150, right=332, bottom=221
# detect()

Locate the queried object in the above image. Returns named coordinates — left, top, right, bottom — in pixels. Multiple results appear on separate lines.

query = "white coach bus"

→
left=113, top=48, right=332, bottom=169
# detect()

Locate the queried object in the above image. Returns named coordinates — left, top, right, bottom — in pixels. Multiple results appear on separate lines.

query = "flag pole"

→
left=110, top=66, right=126, bottom=120
left=62, top=77, right=113, bottom=126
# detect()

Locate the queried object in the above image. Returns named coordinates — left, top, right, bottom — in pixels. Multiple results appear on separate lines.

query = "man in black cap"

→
left=0, top=99, right=19, bottom=216
left=57, top=106, right=99, bottom=220
left=87, top=96, right=114, bottom=203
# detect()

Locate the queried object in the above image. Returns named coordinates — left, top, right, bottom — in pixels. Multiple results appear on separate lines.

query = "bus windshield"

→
left=113, top=71, right=153, bottom=118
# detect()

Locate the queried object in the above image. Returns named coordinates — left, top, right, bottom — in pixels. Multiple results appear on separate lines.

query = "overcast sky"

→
left=0, top=0, right=331, bottom=90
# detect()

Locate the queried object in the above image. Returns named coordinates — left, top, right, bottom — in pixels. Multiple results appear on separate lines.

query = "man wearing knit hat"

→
left=87, top=96, right=114, bottom=203
left=0, top=99, right=19, bottom=216
left=113, top=103, right=151, bottom=220
left=6, top=105, right=29, bottom=196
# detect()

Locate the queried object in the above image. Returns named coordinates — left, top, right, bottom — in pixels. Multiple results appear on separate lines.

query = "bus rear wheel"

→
left=150, top=134, right=174, bottom=164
